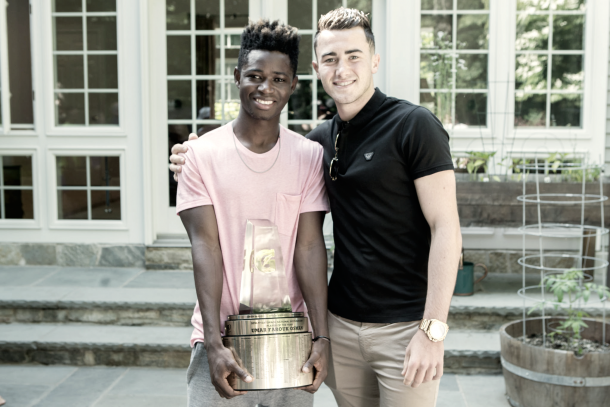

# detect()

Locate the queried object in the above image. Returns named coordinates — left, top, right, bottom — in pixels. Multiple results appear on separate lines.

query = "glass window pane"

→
left=288, top=124, right=311, bottom=136
left=553, top=15, right=584, bottom=51
left=58, top=190, right=88, bottom=220
left=420, top=53, right=453, bottom=90
left=225, top=37, right=240, bottom=75
left=54, top=17, right=83, bottom=51
left=456, top=15, right=489, bottom=50
left=421, top=15, right=453, bottom=50
left=515, top=93, right=546, bottom=127
left=550, top=94, right=581, bottom=127
left=455, top=93, right=486, bottom=126
left=197, top=80, right=221, bottom=120
left=56, top=55, right=84, bottom=89
left=551, top=55, right=583, bottom=90
left=57, top=156, right=87, bottom=186
left=317, top=80, right=337, bottom=121
left=196, top=123, right=221, bottom=136
left=5, top=190, right=33, bottom=220
left=90, top=156, right=120, bottom=187
left=87, top=17, right=117, bottom=51
left=196, top=35, right=221, bottom=75
left=89, top=93, right=119, bottom=125
left=457, top=0, right=489, bottom=9
left=168, top=36, right=192, bottom=76
left=168, top=124, right=193, bottom=207
left=420, top=92, right=452, bottom=127
left=91, top=190, right=121, bottom=220
left=54, top=0, right=82, bottom=12
left=517, top=0, right=550, bottom=10
left=516, top=54, right=548, bottom=90
left=168, top=80, right=192, bottom=120
left=86, top=0, right=116, bottom=12
left=318, top=0, right=343, bottom=16
left=56, top=93, right=86, bottom=125
left=421, top=0, right=452, bottom=10
left=289, top=81, right=313, bottom=120
left=167, top=0, right=191, bottom=30
left=347, top=0, right=372, bottom=17
left=223, top=84, right=240, bottom=121
left=88, top=55, right=118, bottom=89
left=225, top=0, right=249, bottom=28
left=515, top=14, right=549, bottom=51
left=288, top=0, right=312, bottom=28
left=196, top=0, right=220, bottom=30
left=297, top=35, right=313, bottom=75
left=3, top=156, right=33, bottom=186
left=554, top=0, right=586, bottom=11
left=7, top=0, right=34, bottom=125
left=456, top=54, right=487, bottom=89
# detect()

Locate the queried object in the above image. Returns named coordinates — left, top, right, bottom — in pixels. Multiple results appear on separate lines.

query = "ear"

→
left=290, top=75, right=298, bottom=94
left=234, top=67, right=241, bottom=88
left=371, top=53, right=380, bottom=74
left=312, top=60, right=320, bottom=79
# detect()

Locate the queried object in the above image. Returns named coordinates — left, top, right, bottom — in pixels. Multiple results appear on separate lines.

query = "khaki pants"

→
left=325, top=311, right=440, bottom=407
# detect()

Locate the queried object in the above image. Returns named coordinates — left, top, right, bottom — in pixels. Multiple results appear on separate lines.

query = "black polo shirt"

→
left=307, top=89, right=453, bottom=323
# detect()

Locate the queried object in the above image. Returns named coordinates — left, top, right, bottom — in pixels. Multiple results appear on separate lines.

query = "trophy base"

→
left=223, top=313, right=313, bottom=390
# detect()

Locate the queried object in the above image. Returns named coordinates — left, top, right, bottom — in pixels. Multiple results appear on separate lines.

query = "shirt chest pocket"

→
left=275, top=193, right=302, bottom=236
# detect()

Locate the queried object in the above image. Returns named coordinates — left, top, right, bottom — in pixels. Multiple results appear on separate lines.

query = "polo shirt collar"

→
left=334, top=87, right=386, bottom=131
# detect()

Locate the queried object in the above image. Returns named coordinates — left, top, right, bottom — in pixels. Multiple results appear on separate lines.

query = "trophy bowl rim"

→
left=228, top=312, right=304, bottom=320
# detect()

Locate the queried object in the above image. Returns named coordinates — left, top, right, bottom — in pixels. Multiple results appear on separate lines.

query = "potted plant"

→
left=500, top=268, right=610, bottom=407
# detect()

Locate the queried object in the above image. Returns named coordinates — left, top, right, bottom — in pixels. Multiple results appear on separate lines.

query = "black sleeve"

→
left=400, top=106, right=454, bottom=180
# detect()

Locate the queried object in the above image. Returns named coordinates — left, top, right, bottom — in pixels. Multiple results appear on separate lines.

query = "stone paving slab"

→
left=0, top=365, right=509, bottom=407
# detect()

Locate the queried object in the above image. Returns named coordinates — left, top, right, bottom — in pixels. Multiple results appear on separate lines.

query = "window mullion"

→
left=191, top=0, right=196, bottom=131
left=451, top=0, right=457, bottom=131
left=0, top=1, right=11, bottom=132
left=220, top=0, right=226, bottom=123
left=86, top=156, right=92, bottom=220
left=312, top=0, right=318, bottom=126
left=0, top=156, right=5, bottom=219
left=546, top=12, right=553, bottom=128
left=82, top=0, right=90, bottom=126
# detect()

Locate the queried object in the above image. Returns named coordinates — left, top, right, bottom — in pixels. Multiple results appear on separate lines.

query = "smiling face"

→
left=234, top=50, right=298, bottom=121
left=313, top=27, right=379, bottom=110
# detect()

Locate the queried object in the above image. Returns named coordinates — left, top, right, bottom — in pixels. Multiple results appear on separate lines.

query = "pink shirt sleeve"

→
left=300, top=144, right=330, bottom=214
left=176, top=142, right=213, bottom=214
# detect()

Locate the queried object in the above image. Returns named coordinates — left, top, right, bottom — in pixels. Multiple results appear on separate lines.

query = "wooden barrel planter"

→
left=500, top=317, right=610, bottom=407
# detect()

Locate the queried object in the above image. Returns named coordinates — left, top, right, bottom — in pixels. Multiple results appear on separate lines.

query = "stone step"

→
left=0, top=286, right=196, bottom=327
left=0, top=323, right=501, bottom=373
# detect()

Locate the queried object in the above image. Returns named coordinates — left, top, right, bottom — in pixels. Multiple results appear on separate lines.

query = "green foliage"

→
left=529, top=268, right=610, bottom=354
left=462, top=151, right=496, bottom=180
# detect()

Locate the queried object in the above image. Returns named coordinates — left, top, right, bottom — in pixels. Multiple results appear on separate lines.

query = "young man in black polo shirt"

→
left=169, top=8, right=461, bottom=407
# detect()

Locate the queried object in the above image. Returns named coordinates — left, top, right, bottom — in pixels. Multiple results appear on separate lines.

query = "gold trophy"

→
left=223, top=220, right=313, bottom=390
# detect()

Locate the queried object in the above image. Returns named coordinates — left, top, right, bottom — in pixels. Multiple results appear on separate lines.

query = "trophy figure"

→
left=222, top=220, right=314, bottom=390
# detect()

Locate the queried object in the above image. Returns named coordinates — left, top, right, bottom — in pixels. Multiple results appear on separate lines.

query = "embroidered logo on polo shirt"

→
left=364, top=152, right=374, bottom=161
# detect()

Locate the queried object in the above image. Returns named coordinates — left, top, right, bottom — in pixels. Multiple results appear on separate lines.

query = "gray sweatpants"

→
left=187, top=342, right=314, bottom=407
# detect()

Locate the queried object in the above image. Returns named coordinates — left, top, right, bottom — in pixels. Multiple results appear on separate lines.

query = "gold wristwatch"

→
left=419, top=319, right=449, bottom=342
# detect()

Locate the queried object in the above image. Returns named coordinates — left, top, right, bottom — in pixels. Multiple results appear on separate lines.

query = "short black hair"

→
left=238, top=20, right=300, bottom=77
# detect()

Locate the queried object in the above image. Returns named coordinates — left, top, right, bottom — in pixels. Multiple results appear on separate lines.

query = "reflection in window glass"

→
left=52, top=1, right=119, bottom=126
left=420, top=1, right=489, bottom=129
left=514, top=1, right=585, bottom=127
left=7, top=0, right=34, bottom=126
left=56, top=156, right=121, bottom=221
left=1, top=156, right=34, bottom=220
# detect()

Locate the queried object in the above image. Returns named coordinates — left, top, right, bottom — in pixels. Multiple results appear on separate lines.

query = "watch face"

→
left=429, top=321, right=446, bottom=339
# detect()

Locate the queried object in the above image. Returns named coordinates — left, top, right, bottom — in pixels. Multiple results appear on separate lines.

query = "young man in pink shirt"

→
left=176, top=21, right=330, bottom=406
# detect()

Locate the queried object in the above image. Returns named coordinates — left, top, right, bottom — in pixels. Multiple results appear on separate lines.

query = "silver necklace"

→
left=233, top=133, right=281, bottom=174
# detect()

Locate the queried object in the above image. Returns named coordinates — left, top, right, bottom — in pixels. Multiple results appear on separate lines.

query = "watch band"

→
left=419, top=318, right=449, bottom=342
left=312, top=336, right=331, bottom=343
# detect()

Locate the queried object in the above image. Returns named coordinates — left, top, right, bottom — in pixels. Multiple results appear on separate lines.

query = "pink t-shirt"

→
left=176, top=122, right=329, bottom=347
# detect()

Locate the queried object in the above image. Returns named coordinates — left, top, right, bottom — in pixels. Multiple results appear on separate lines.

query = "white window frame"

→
left=393, top=0, right=608, bottom=164
left=47, top=148, right=127, bottom=230
left=0, top=147, right=39, bottom=229
left=41, top=0, right=127, bottom=137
